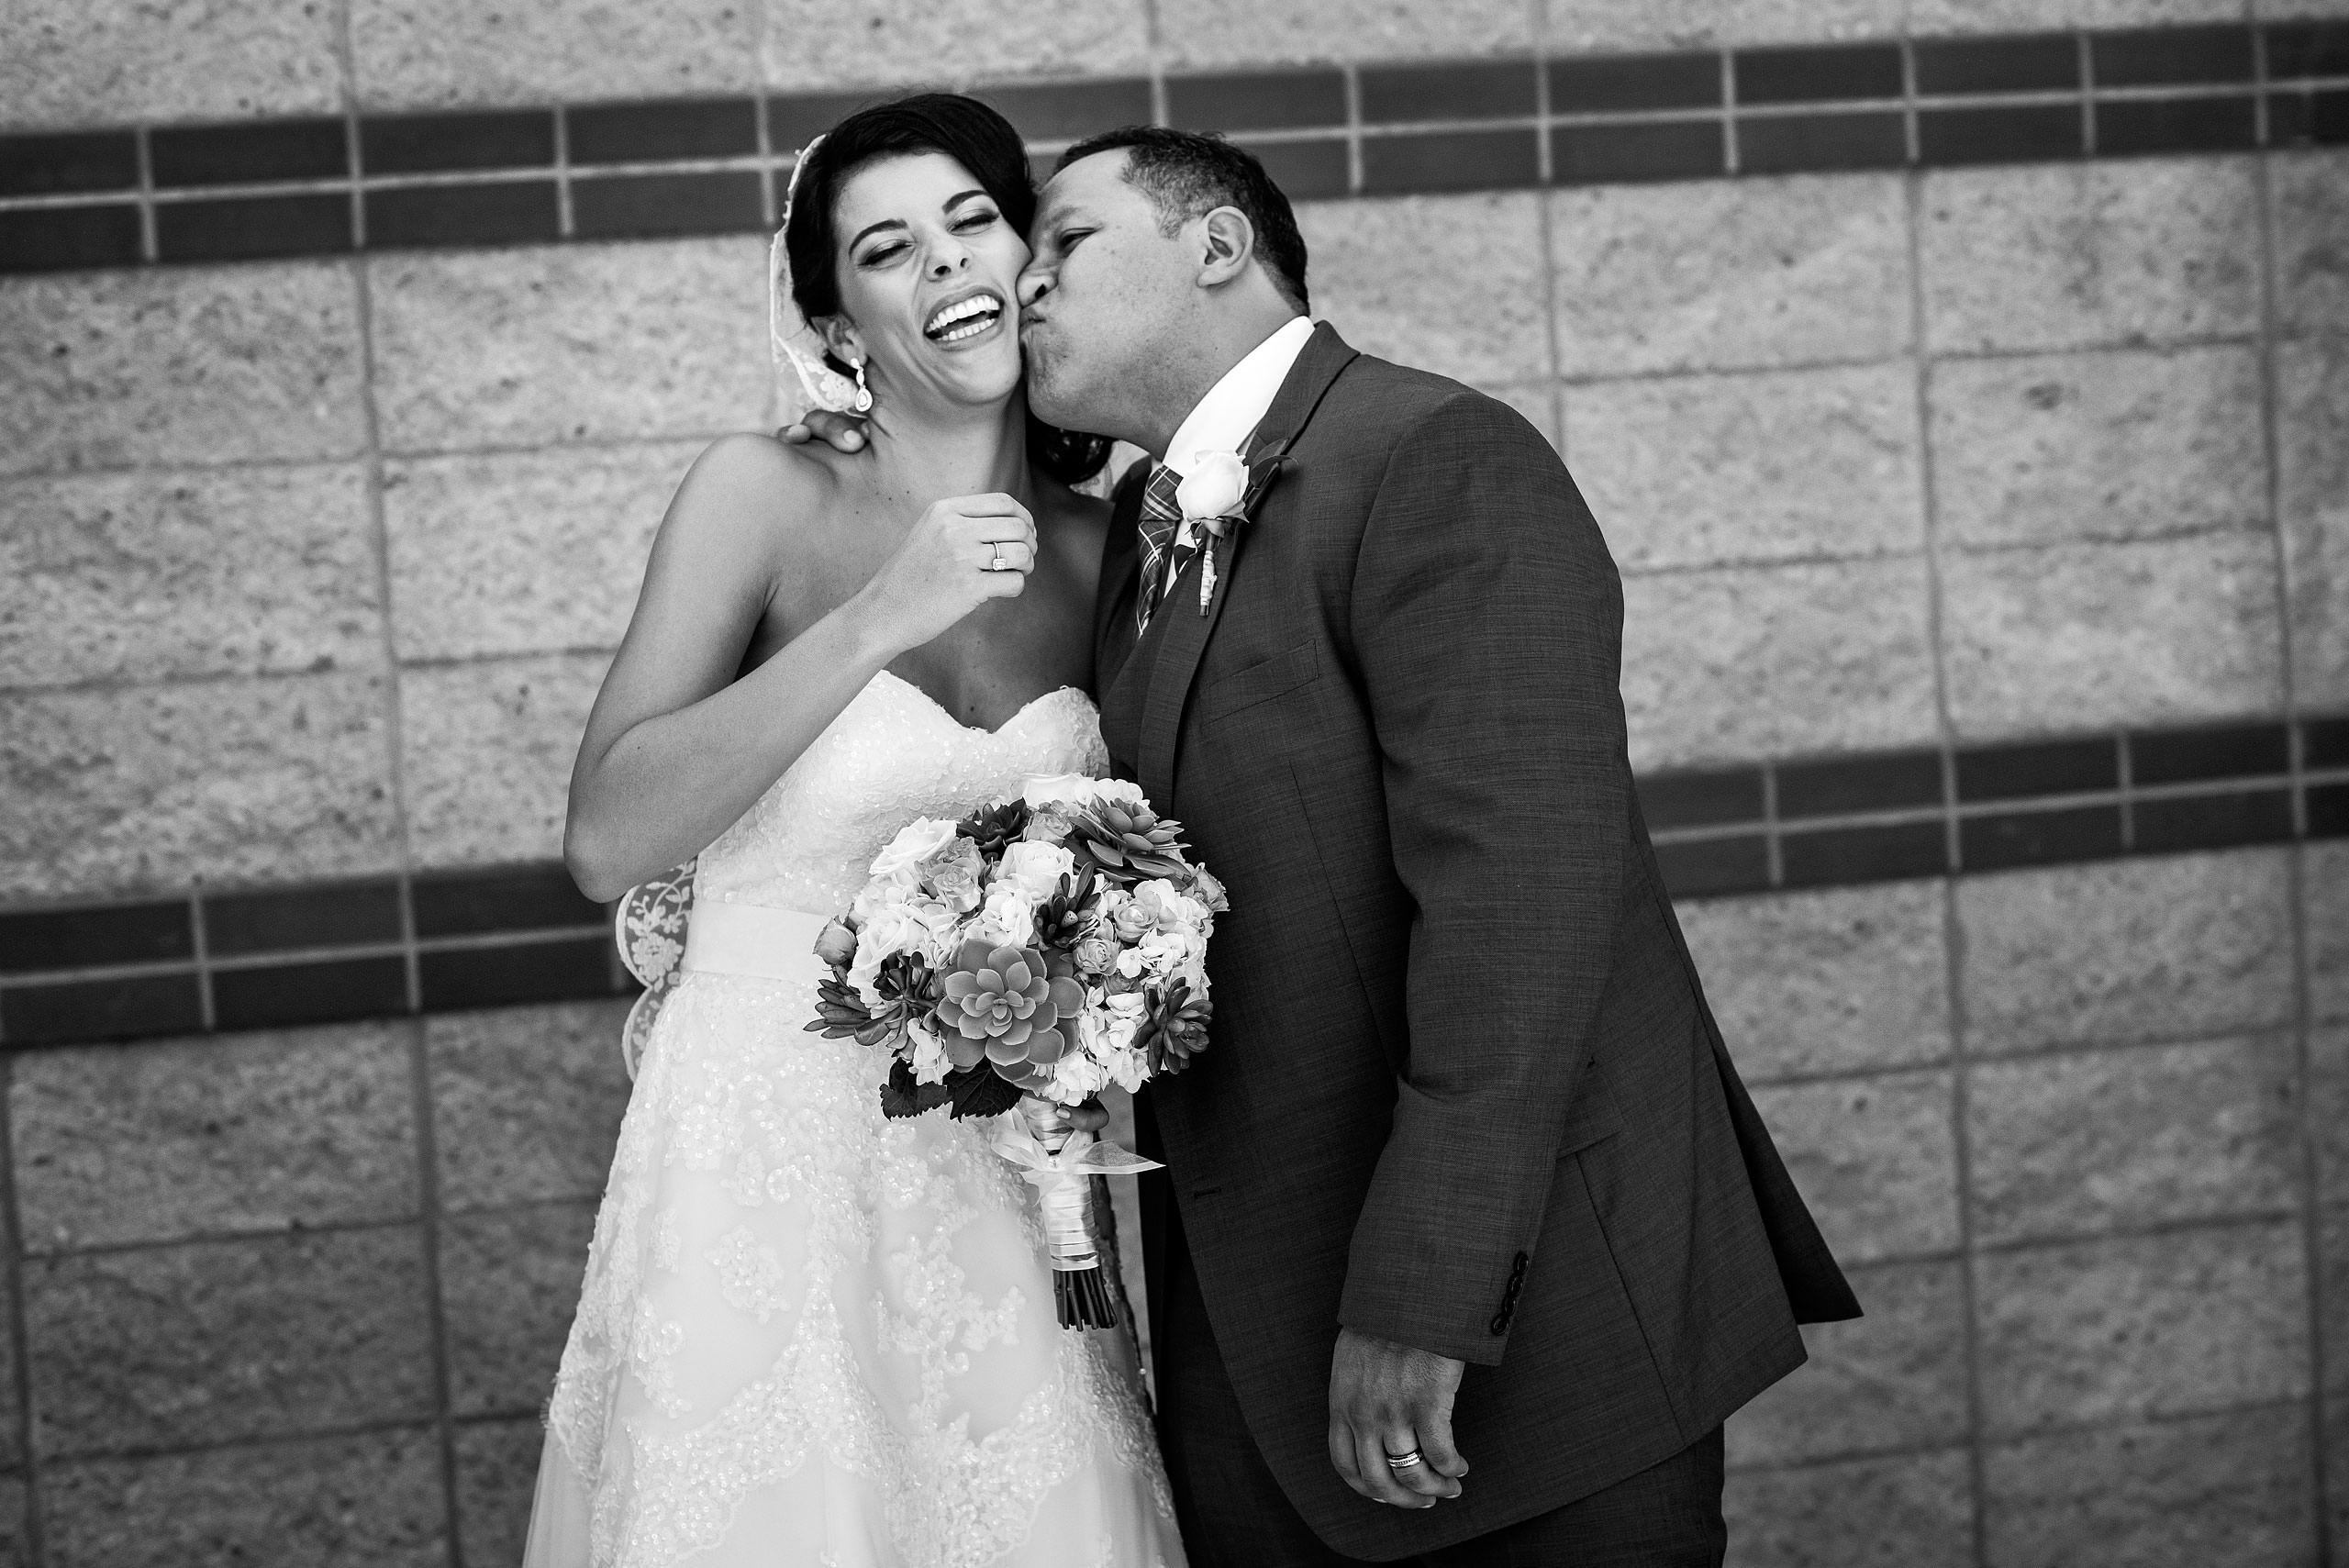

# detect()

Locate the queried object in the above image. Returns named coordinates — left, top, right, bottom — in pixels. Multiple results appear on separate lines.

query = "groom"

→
left=1016, top=129, right=1859, bottom=1566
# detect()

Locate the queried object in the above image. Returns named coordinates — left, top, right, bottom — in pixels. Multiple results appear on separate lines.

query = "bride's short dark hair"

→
left=785, top=93, right=1111, bottom=486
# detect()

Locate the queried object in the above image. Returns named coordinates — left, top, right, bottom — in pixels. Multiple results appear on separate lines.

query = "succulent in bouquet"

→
left=803, top=773, right=1226, bottom=1328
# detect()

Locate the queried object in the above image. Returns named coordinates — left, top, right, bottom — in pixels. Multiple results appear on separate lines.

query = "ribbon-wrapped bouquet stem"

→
left=807, top=773, right=1224, bottom=1329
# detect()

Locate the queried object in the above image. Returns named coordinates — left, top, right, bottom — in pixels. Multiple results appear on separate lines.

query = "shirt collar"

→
left=1161, top=315, right=1316, bottom=478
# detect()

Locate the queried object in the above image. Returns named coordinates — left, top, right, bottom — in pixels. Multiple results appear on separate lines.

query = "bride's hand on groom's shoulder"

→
left=1327, top=1328, right=1469, bottom=1510
left=776, top=408, right=868, bottom=452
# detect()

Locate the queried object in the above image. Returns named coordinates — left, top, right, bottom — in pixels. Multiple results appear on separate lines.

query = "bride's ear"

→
left=1197, top=206, right=1257, bottom=288
left=817, top=315, right=863, bottom=371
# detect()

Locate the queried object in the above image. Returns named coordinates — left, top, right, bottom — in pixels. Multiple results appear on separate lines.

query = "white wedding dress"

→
left=523, top=671, right=1186, bottom=1568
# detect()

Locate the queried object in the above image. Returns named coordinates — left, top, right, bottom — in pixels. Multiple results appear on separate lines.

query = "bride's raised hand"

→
left=855, top=492, right=1039, bottom=652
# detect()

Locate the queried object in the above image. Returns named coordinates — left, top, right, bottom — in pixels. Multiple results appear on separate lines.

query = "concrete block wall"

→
left=0, top=1, right=2343, bottom=1563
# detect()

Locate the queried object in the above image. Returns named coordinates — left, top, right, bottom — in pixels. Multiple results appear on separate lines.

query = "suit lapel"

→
left=1093, top=459, right=1148, bottom=690
left=1132, top=322, right=1359, bottom=804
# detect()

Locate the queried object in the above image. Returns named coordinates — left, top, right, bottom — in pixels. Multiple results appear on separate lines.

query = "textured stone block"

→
left=766, top=0, right=1149, bottom=86
left=1975, top=1220, right=2309, bottom=1436
left=1568, top=362, right=1923, bottom=572
left=2277, top=337, right=2349, bottom=706
left=1551, top=173, right=1911, bottom=377
left=0, top=264, right=365, bottom=478
left=1301, top=194, right=1550, bottom=385
left=1912, top=0, right=2243, bottom=25
left=1546, top=0, right=1904, bottom=50
left=368, top=241, right=772, bottom=453
left=1675, top=882, right=1951, bottom=1082
left=384, top=444, right=689, bottom=662
left=1157, top=0, right=1528, bottom=66
left=2275, top=150, right=2349, bottom=339
left=1920, top=159, right=2260, bottom=355
left=454, top=1418, right=545, bottom=1568
left=1751, top=1070, right=1959, bottom=1263
left=1981, top=1407, right=2317, bottom=1568
left=429, top=1001, right=633, bottom=1210
left=1967, top=1034, right=2302, bottom=1246
left=2312, top=846, right=2349, bottom=1029
left=1620, top=556, right=1939, bottom=772
left=1955, top=851, right=2296, bottom=1054
left=441, top=1202, right=594, bottom=1418
left=0, top=673, right=399, bottom=902
left=13, top=1022, right=419, bottom=1253
left=2314, top=1026, right=2349, bottom=1209
left=42, top=1429, right=448, bottom=1568
left=1723, top=1449, right=1973, bottom=1568
left=27, top=1228, right=436, bottom=1457
left=0, top=1481, right=27, bottom=1564
left=2326, top=1396, right=2349, bottom=1568
left=1929, top=344, right=2266, bottom=550
left=0, top=464, right=383, bottom=688
left=0, top=0, right=342, bottom=129
left=1727, top=1259, right=1969, bottom=1468
left=399, top=653, right=606, bottom=870
left=1940, top=532, right=2285, bottom=740
left=2321, top=1207, right=2349, bottom=1394
left=351, top=0, right=757, bottom=108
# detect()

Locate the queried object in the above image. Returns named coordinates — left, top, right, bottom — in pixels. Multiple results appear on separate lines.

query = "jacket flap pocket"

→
left=1199, top=639, right=1319, bottom=725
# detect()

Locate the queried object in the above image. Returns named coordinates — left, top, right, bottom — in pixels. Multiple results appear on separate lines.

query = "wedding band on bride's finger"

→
left=1384, top=1449, right=1424, bottom=1471
left=989, top=545, right=1005, bottom=572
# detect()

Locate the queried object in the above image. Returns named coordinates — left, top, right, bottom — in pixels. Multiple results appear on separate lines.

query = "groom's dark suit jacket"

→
left=1093, top=323, right=1860, bottom=1559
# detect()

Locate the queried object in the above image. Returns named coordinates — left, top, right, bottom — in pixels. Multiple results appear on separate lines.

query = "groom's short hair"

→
left=1057, top=127, right=1309, bottom=314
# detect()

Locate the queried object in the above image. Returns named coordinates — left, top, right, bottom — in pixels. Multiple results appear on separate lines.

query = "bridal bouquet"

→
left=805, top=772, right=1225, bottom=1328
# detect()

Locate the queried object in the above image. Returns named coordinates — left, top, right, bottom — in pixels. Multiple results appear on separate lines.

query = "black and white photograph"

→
left=0, top=2, right=2343, bottom=1564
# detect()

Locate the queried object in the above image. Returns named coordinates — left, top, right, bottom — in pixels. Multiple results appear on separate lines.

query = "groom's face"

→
left=1018, top=151, right=1196, bottom=437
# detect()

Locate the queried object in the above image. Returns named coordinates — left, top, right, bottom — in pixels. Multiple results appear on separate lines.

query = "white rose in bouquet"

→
left=995, top=840, right=1076, bottom=904
left=1020, top=773, right=1100, bottom=811
left=869, top=817, right=959, bottom=882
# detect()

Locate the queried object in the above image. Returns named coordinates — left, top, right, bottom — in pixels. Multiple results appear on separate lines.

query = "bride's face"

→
left=822, top=151, right=1029, bottom=412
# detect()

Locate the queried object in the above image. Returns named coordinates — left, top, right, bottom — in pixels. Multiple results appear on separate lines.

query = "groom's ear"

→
left=1195, top=206, right=1258, bottom=289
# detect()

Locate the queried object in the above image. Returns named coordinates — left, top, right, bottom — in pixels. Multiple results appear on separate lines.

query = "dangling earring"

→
left=851, top=359, right=873, bottom=414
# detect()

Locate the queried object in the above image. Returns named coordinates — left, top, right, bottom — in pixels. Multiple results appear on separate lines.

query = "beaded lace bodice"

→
left=696, top=670, right=1108, bottom=914
left=528, top=673, right=1179, bottom=1568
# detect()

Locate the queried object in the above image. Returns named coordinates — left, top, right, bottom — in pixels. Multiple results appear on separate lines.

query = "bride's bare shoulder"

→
left=660, top=431, right=847, bottom=558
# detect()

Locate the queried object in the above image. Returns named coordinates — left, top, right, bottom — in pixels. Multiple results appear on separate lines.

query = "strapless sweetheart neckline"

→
left=874, top=667, right=1091, bottom=739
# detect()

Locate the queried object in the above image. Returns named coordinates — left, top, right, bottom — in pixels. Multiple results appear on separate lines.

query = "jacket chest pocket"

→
left=1198, top=639, right=1320, bottom=727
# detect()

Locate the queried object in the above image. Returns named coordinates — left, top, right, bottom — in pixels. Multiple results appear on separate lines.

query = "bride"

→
left=522, top=95, right=1185, bottom=1568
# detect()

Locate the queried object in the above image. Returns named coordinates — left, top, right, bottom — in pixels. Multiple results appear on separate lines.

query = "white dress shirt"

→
left=1160, top=314, right=1316, bottom=477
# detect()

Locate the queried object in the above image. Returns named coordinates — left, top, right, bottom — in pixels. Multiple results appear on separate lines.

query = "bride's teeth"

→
left=926, top=295, right=1001, bottom=337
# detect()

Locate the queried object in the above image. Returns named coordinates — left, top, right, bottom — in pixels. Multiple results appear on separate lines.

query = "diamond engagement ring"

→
left=989, top=545, right=1006, bottom=572
left=1384, top=1449, right=1424, bottom=1471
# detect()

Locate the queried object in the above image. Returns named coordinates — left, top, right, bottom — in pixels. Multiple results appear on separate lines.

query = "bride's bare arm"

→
left=563, top=434, right=1036, bottom=901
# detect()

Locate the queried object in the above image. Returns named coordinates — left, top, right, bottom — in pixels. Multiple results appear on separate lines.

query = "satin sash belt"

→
left=681, top=901, right=832, bottom=986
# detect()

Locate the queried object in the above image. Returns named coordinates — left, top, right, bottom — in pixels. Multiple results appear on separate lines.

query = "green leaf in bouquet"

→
left=880, top=1057, right=952, bottom=1119
left=948, top=1062, right=1025, bottom=1120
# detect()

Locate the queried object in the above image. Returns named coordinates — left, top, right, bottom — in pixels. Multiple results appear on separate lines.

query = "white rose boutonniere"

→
left=1175, top=450, right=1249, bottom=521
left=1172, top=449, right=1286, bottom=617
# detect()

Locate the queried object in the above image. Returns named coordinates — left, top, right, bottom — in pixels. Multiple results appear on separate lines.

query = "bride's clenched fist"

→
left=854, top=493, right=1038, bottom=652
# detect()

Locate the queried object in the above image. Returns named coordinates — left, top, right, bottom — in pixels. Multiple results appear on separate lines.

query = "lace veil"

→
left=769, top=135, right=866, bottom=423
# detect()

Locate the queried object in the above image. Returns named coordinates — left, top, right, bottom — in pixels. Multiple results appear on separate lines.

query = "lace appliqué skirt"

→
left=522, top=971, right=1185, bottom=1568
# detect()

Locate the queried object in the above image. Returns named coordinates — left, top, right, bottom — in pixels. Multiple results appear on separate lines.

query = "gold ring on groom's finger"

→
left=1384, top=1450, right=1424, bottom=1471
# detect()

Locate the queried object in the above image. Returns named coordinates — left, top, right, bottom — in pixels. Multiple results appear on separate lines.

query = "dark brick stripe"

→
left=0, top=17, right=2342, bottom=273
left=0, top=711, right=2342, bottom=1049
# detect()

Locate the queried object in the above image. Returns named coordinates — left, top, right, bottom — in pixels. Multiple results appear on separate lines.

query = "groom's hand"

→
left=1327, top=1328, right=1468, bottom=1508
left=776, top=408, right=867, bottom=452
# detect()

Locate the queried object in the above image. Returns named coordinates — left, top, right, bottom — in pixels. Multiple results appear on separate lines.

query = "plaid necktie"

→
left=1133, top=461, right=1186, bottom=636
